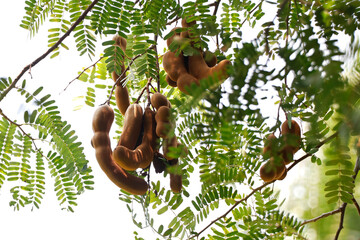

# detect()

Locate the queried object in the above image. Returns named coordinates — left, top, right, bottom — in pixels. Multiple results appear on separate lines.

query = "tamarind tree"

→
left=1, top=0, right=360, bottom=239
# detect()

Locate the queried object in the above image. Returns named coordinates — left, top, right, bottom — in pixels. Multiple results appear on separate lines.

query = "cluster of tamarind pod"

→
left=260, top=120, right=301, bottom=182
left=91, top=35, right=185, bottom=195
left=163, top=18, right=231, bottom=94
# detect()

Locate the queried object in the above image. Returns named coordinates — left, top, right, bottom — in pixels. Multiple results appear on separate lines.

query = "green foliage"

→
left=0, top=78, right=94, bottom=211
left=8, top=0, right=360, bottom=239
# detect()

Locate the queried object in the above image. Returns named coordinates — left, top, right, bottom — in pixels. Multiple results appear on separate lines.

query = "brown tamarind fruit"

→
left=150, top=92, right=171, bottom=110
left=280, top=119, right=301, bottom=164
left=92, top=105, right=148, bottom=195
left=276, top=167, right=287, bottom=180
left=281, top=119, right=301, bottom=153
left=166, top=75, right=177, bottom=87
left=163, top=135, right=178, bottom=161
left=117, top=104, right=143, bottom=150
left=180, top=17, right=196, bottom=40
left=170, top=173, right=182, bottom=193
left=203, top=51, right=217, bottom=67
left=263, top=133, right=277, bottom=155
left=259, top=157, right=286, bottom=183
left=112, top=35, right=130, bottom=115
left=163, top=50, right=199, bottom=94
left=113, top=107, right=157, bottom=170
left=155, top=106, right=173, bottom=138
left=188, top=51, right=231, bottom=83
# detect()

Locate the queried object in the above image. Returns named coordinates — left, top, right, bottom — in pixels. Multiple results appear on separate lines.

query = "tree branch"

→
left=188, top=182, right=272, bottom=239
left=352, top=197, right=360, bottom=216
left=300, top=207, right=342, bottom=226
left=0, top=0, right=100, bottom=102
left=212, top=0, right=221, bottom=16
left=189, top=131, right=339, bottom=239
left=62, top=56, right=104, bottom=92
left=287, top=132, right=338, bottom=172
left=0, top=108, right=42, bottom=155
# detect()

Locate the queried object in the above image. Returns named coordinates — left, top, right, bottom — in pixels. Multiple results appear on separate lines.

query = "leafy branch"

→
left=188, top=131, right=339, bottom=239
left=0, top=0, right=100, bottom=102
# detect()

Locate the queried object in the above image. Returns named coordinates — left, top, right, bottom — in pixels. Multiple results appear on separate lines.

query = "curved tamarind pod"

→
left=113, top=108, right=156, bottom=170
left=155, top=106, right=172, bottom=138
left=263, top=133, right=277, bottom=155
left=150, top=92, right=170, bottom=110
left=170, top=173, right=182, bottom=193
left=166, top=75, right=177, bottom=87
left=259, top=157, right=285, bottom=183
left=180, top=17, right=196, bottom=39
left=188, top=51, right=231, bottom=82
left=163, top=51, right=199, bottom=81
left=163, top=136, right=178, bottom=161
left=276, top=167, right=287, bottom=180
left=112, top=35, right=130, bottom=115
left=166, top=27, right=182, bottom=47
left=118, top=104, right=143, bottom=150
left=203, top=51, right=217, bottom=67
left=281, top=120, right=301, bottom=153
left=92, top=105, right=148, bottom=195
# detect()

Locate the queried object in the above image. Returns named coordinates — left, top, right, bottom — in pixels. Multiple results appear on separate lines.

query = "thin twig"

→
left=241, top=0, right=264, bottom=26
left=0, top=0, right=100, bottom=102
left=352, top=197, right=360, bottom=216
left=334, top=156, right=360, bottom=239
left=0, top=108, right=41, bottom=154
left=287, top=132, right=338, bottom=171
left=334, top=203, right=347, bottom=240
left=188, top=182, right=272, bottom=239
left=300, top=207, right=342, bottom=226
left=63, top=56, right=104, bottom=92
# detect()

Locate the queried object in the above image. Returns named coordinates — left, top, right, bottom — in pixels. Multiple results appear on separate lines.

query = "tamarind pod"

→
left=180, top=17, right=196, bottom=39
left=188, top=52, right=231, bottom=82
left=281, top=120, right=301, bottom=153
left=276, top=167, right=287, bottom=180
left=150, top=92, right=170, bottom=110
left=113, top=35, right=127, bottom=52
left=113, top=108, right=156, bottom=170
left=263, top=133, right=277, bottom=154
left=259, top=157, right=285, bottom=183
left=92, top=105, right=148, bottom=195
left=281, top=147, right=294, bottom=165
left=203, top=51, right=217, bottom=67
left=166, top=75, right=177, bottom=87
left=163, top=136, right=178, bottom=161
left=112, top=35, right=130, bottom=115
left=113, top=84, right=130, bottom=116
left=163, top=51, right=199, bottom=83
left=155, top=106, right=171, bottom=122
left=166, top=27, right=182, bottom=47
left=118, top=104, right=143, bottom=150
left=170, top=173, right=182, bottom=193
left=155, top=106, right=172, bottom=139
left=163, top=51, right=199, bottom=94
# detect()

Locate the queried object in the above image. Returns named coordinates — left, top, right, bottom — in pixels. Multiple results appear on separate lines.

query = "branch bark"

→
left=0, top=0, right=100, bottom=101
